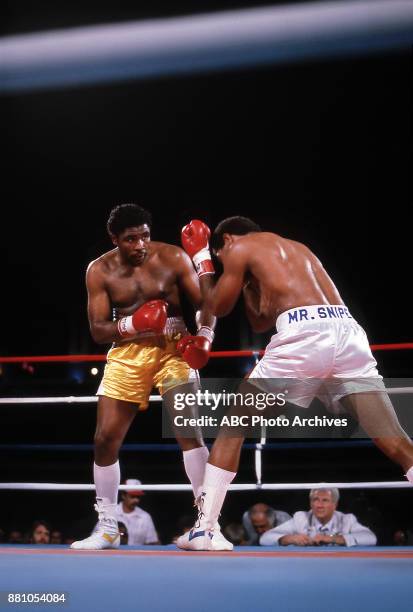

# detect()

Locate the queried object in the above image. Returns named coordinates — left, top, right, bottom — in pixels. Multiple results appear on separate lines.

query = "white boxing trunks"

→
left=248, top=305, right=385, bottom=411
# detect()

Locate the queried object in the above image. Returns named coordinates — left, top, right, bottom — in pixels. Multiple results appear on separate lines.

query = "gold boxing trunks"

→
left=96, top=317, right=195, bottom=410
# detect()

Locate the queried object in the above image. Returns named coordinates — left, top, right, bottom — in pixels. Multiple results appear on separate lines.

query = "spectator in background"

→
left=112, top=479, right=159, bottom=545
left=222, top=523, right=248, bottom=546
left=0, top=528, right=5, bottom=543
left=260, top=488, right=377, bottom=547
left=243, top=503, right=291, bottom=545
left=27, top=521, right=51, bottom=544
left=50, top=530, right=63, bottom=545
left=393, top=527, right=413, bottom=546
left=8, top=530, right=24, bottom=544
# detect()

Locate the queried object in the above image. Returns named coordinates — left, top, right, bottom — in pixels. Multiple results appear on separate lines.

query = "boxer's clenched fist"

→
left=117, top=300, right=168, bottom=337
left=181, top=220, right=215, bottom=277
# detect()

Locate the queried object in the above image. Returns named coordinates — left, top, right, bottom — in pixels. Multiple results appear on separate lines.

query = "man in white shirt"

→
left=260, top=487, right=377, bottom=547
left=112, top=479, right=159, bottom=545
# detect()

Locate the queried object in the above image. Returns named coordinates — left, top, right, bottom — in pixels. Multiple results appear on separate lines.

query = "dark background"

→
left=1, top=1, right=412, bottom=543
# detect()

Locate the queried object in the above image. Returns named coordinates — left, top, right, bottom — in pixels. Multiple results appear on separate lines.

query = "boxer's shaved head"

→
left=107, top=203, right=152, bottom=237
left=211, top=216, right=261, bottom=251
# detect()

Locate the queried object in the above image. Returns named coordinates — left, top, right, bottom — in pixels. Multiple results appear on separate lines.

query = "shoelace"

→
left=193, top=494, right=222, bottom=533
left=194, top=493, right=205, bottom=529
left=94, top=504, right=117, bottom=531
left=94, top=503, right=107, bottom=523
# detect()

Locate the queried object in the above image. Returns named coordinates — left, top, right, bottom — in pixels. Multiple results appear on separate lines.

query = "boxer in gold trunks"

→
left=71, top=204, right=232, bottom=550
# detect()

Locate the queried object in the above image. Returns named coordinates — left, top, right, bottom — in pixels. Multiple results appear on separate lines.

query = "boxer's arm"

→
left=176, top=248, right=216, bottom=330
left=208, top=244, right=247, bottom=317
left=86, top=263, right=122, bottom=344
left=174, top=247, right=216, bottom=368
left=243, top=283, right=275, bottom=333
left=243, top=281, right=260, bottom=315
left=180, top=220, right=245, bottom=319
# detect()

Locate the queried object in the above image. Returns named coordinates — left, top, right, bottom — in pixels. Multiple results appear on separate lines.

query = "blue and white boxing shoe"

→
left=176, top=494, right=233, bottom=551
left=176, top=526, right=233, bottom=551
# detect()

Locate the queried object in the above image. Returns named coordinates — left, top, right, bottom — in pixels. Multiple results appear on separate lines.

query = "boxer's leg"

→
left=162, top=382, right=206, bottom=493
left=176, top=381, right=256, bottom=550
left=340, top=392, right=413, bottom=480
left=163, top=381, right=235, bottom=550
left=176, top=447, right=237, bottom=550
left=71, top=396, right=137, bottom=550
left=94, top=395, right=137, bottom=465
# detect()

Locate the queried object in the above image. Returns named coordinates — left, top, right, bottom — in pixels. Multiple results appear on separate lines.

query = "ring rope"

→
left=0, top=441, right=387, bottom=453
left=2, top=347, right=411, bottom=498
left=0, top=481, right=410, bottom=491
left=1, top=387, right=412, bottom=405
left=1, top=344, right=412, bottom=363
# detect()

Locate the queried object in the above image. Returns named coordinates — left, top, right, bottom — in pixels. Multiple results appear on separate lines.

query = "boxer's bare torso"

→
left=213, top=232, right=343, bottom=332
left=91, top=242, right=189, bottom=316
left=86, top=225, right=201, bottom=344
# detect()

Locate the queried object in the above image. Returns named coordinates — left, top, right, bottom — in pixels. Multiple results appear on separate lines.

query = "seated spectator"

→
left=243, top=503, right=292, bottom=545
left=393, top=528, right=413, bottom=546
left=27, top=520, right=51, bottom=545
left=260, top=488, right=377, bottom=547
left=8, top=529, right=24, bottom=544
left=93, top=479, right=159, bottom=545
left=50, top=530, right=63, bottom=545
left=223, top=523, right=248, bottom=546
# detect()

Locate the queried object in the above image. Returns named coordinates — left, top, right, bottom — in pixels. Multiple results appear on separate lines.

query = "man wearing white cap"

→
left=116, top=479, right=159, bottom=545
left=98, top=479, right=159, bottom=545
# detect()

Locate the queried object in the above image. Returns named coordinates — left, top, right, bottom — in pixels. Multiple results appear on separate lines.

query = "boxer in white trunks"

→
left=177, top=216, right=413, bottom=550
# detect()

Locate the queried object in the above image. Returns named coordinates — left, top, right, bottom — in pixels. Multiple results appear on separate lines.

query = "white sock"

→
left=183, top=446, right=209, bottom=499
left=94, top=461, right=120, bottom=520
left=406, top=466, right=413, bottom=484
left=200, top=463, right=236, bottom=530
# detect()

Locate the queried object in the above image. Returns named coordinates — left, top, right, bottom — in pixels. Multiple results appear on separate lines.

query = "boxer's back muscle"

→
left=243, top=233, right=343, bottom=318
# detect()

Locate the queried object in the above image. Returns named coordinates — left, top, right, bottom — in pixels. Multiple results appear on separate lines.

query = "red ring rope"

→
left=0, top=343, right=412, bottom=363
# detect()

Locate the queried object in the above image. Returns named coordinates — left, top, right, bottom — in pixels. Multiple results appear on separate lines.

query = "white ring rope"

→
left=0, top=481, right=410, bottom=491
left=0, top=396, right=161, bottom=404
left=1, top=388, right=411, bottom=404
left=2, top=391, right=411, bottom=494
left=1, top=0, right=413, bottom=92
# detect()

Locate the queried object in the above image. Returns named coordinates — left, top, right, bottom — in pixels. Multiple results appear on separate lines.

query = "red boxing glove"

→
left=177, top=327, right=214, bottom=369
left=118, top=300, right=168, bottom=337
left=181, top=220, right=215, bottom=277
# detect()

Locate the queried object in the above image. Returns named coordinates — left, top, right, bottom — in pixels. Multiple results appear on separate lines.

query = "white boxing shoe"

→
left=212, top=524, right=234, bottom=551
left=176, top=527, right=214, bottom=551
left=176, top=494, right=233, bottom=551
left=70, top=499, right=120, bottom=550
left=176, top=524, right=233, bottom=551
left=70, top=526, right=120, bottom=550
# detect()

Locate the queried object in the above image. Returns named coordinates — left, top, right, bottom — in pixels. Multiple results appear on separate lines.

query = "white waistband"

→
left=276, top=305, right=353, bottom=332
